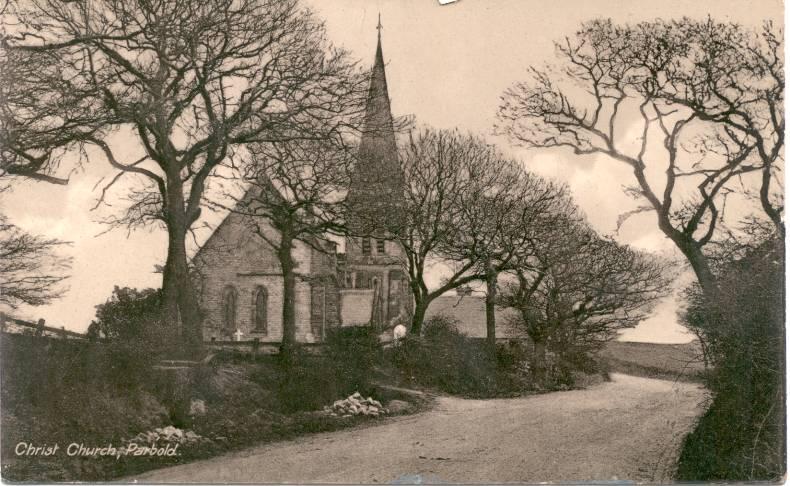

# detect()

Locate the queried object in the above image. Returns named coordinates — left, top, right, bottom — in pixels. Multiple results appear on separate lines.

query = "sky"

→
left=0, top=0, right=782, bottom=342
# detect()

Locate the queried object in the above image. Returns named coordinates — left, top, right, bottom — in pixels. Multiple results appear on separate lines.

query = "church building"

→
left=194, top=28, right=412, bottom=343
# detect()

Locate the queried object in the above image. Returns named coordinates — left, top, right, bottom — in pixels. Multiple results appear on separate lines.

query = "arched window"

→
left=221, top=286, right=237, bottom=333
left=253, top=286, right=268, bottom=332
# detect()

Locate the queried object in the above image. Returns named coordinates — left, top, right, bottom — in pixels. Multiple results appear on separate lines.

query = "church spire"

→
left=347, top=18, right=404, bottom=235
left=363, top=14, right=394, bottom=138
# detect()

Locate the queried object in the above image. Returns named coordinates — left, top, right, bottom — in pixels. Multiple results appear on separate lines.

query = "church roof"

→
left=363, top=28, right=397, bottom=144
left=347, top=25, right=405, bottom=235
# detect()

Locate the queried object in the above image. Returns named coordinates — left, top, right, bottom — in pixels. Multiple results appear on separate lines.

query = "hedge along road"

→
left=130, top=373, right=709, bottom=483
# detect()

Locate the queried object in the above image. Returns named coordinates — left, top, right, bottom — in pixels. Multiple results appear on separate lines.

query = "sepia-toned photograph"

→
left=0, top=0, right=785, bottom=483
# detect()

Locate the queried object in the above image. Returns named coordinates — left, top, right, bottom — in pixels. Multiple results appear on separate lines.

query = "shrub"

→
left=270, top=326, right=383, bottom=412
left=493, top=340, right=535, bottom=393
left=325, top=326, right=381, bottom=396
left=495, top=340, right=529, bottom=371
left=90, top=287, right=163, bottom=341
left=0, top=335, right=172, bottom=481
left=392, top=315, right=497, bottom=396
left=273, top=350, right=339, bottom=413
left=390, top=315, right=606, bottom=395
left=556, top=347, right=606, bottom=376
left=87, top=286, right=181, bottom=388
left=676, top=238, right=784, bottom=481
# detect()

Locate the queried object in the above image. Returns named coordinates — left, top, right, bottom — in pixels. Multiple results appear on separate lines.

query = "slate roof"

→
left=346, top=29, right=405, bottom=234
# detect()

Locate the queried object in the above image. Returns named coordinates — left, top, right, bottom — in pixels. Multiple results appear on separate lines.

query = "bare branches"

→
left=500, top=221, right=671, bottom=356
left=496, top=18, right=784, bottom=296
left=2, top=0, right=369, bottom=340
left=2, top=0, right=367, bottom=232
left=230, top=136, right=354, bottom=251
left=0, top=45, right=106, bottom=185
left=0, top=214, right=72, bottom=308
left=395, top=128, right=575, bottom=334
left=395, top=129, right=498, bottom=331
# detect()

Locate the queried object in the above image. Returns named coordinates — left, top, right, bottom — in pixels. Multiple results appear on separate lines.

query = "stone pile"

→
left=323, top=392, right=387, bottom=417
left=129, top=426, right=204, bottom=446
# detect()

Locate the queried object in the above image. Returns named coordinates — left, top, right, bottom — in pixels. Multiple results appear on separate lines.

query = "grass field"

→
left=601, top=341, right=707, bottom=383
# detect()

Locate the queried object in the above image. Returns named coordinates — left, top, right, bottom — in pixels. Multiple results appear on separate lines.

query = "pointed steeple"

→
left=361, top=15, right=396, bottom=150
left=347, top=19, right=404, bottom=236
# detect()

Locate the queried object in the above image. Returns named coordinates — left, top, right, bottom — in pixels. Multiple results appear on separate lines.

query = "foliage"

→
left=325, top=326, right=381, bottom=396
left=262, top=328, right=381, bottom=413
left=1, top=335, right=423, bottom=482
left=396, top=316, right=496, bottom=396
left=0, top=334, right=171, bottom=483
left=250, top=351, right=333, bottom=414
left=677, top=237, right=784, bottom=481
left=88, top=286, right=180, bottom=363
left=87, top=286, right=189, bottom=389
left=0, top=214, right=71, bottom=308
left=90, top=286, right=161, bottom=340
left=392, top=315, right=546, bottom=396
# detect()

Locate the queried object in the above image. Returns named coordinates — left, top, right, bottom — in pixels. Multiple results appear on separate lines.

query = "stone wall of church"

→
left=310, top=279, right=340, bottom=339
left=345, top=236, right=404, bottom=266
left=342, top=234, right=412, bottom=328
left=194, top=212, right=317, bottom=343
left=339, top=289, right=375, bottom=325
left=306, top=242, right=341, bottom=339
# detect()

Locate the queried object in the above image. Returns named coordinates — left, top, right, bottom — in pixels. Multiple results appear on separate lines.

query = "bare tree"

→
left=1, top=0, right=367, bottom=350
left=439, top=156, right=571, bottom=349
left=395, top=128, right=571, bottom=340
left=395, top=129, right=479, bottom=335
left=218, top=138, right=353, bottom=354
left=500, top=220, right=670, bottom=374
left=395, top=129, right=512, bottom=335
left=497, top=18, right=783, bottom=301
left=656, top=19, right=784, bottom=236
left=0, top=214, right=71, bottom=308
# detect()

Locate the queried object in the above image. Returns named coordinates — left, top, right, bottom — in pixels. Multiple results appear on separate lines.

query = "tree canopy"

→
left=497, top=18, right=783, bottom=297
left=1, top=0, right=368, bottom=349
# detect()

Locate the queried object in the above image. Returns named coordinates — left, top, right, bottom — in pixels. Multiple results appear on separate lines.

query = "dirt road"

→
left=130, top=373, right=708, bottom=484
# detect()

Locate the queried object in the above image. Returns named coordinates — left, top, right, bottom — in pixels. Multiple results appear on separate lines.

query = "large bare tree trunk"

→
left=277, top=232, right=298, bottom=359
left=685, top=249, right=718, bottom=299
left=410, top=298, right=428, bottom=336
left=645, top=191, right=720, bottom=301
left=161, top=251, right=180, bottom=332
left=161, top=178, right=203, bottom=355
left=671, top=235, right=719, bottom=303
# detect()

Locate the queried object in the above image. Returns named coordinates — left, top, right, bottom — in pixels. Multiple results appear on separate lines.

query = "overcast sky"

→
left=1, top=0, right=782, bottom=342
